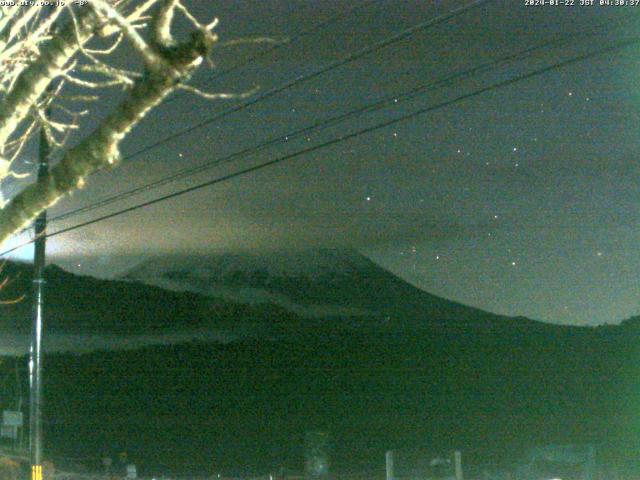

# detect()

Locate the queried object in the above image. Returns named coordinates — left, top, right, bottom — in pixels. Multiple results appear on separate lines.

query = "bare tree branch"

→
left=177, top=83, right=259, bottom=100
left=214, top=37, right=283, bottom=49
left=0, top=6, right=97, bottom=170
left=90, top=0, right=165, bottom=71
left=0, top=3, right=222, bottom=244
left=0, top=1, right=260, bottom=246
left=151, top=0, right=179, bottom=47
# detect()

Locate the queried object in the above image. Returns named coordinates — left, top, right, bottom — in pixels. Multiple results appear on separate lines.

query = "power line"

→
left=162, top=0, right=381, bottom=105
left=1, top=36, right=636, bottom=258
left=8, top=0, right=492, bottom=236
left=117, top=0, right=491, bottom=164
left=49, top=34, right=592, bottom=222
left=50, top=9, right=633, bottom=225
left=48, top=17, right=601, bottom=225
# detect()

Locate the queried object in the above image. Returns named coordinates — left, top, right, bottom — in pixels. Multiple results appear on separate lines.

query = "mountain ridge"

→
left=121, top=248, right=550, bottom=330
left=0, top=249, right=602, bottom=354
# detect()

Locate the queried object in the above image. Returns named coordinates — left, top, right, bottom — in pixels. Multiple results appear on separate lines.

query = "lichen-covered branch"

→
left=0, top=1, right=158, bottom=175
left=151, top=0, right=179, bottom=47
left=0, top=6, right=96, bottom=170
left=90, top=0, right=164, bottom=71
left=0, top=7, right=219, bottom=244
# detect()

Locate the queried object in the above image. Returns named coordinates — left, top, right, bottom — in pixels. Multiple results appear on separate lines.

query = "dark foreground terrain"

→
left=0, top=257, right=636, bottom=477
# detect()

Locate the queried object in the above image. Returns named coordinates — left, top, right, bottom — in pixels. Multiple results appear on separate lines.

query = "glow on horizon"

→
left=0, top=232, right=69, bottom=265
left=0, top=231, right=35, bottom=264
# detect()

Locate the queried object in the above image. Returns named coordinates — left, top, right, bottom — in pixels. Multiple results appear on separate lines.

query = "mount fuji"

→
left=121, top=248, right=539, bottom=331
left=0, top=249, right=552, bottom=354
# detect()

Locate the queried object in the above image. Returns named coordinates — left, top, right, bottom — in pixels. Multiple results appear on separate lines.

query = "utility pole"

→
left=454, top=451, right=463, bottom=480
left=29, top=105, right=50, bottom=480
left=385, top=450, right=395, bottom=480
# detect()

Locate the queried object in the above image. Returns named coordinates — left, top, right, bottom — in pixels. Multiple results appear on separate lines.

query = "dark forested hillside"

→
left=1, top=324, right=637, bottom=477
left=0, top=258, right=636, bottom=477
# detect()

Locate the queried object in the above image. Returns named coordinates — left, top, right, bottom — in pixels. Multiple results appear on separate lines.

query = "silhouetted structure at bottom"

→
left=305, top=431, right=331, bottom=480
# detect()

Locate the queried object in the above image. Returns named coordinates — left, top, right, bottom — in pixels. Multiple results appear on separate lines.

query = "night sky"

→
left=2, top=0, right=639, bottom=326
